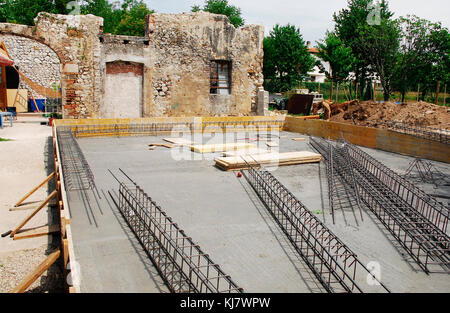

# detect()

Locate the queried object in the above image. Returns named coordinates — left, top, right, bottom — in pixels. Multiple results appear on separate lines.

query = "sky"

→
left=143, top=0, right=450, bottom=45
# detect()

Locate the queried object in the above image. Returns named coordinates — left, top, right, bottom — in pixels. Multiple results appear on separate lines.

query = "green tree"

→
left=355, top=16, right=401, bottom=100
left=333, top=0, right=394, bottom=100
left=263, top=24, right=315, bottom=93
left=115, top=1, right=153, bottom=36
left=81, top=0, right=153, bottom=36
left=392, top=16, right=449, bottom=103
left=81, top=0, right=120, bottom=34
left=317, top=32, right=356, bottom=85
left=0, top=0, right=57, bottom=25
left=191, top=0, right=244, bottom=28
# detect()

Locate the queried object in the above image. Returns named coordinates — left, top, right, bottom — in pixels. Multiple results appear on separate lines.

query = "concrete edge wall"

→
left=54, top=116, right=286, bottom=126
left=284, top=117, right=450, bottom=164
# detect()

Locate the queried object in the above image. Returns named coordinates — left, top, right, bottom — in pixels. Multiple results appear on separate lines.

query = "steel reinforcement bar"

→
left=311, top=137, right=450, bottom=273
left=241, top=161, right=389, bottom=293
left=346, top=144, right=450, bottom=273
left=314, top=140, right=364, bottom=225
left=56, top=128, right=98, bottom=192
left=69, top=120, right=285, bottom=138
left=346, top=143, right=449, bottom=235
left=382, top=120, right=450, bottom=145
left=109, top=169, right=243, bottom=294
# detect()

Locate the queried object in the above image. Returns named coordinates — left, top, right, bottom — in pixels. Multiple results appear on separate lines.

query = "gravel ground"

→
left=0, top=116, right=64, bottom=293
left=0, top=244, right=64, bottom=293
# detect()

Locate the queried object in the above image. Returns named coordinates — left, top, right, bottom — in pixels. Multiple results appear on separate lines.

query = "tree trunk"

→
left=330, top=81, right=334, bottom=101
left=435, top=81, right=441, bottom=105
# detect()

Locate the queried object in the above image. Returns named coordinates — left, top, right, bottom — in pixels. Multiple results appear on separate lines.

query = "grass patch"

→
left=0, top=138, right=12, bottom=142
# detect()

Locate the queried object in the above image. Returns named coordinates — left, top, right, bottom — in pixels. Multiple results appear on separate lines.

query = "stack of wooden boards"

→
left=191, top=143, right=257, bottom=154
left=215, top=151, right=322, bottom=171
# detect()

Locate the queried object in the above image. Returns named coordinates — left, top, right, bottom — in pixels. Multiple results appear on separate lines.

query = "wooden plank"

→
left=292, top=137, right=306, bottom=141
left=148, top=143, right=175, bottom=149
left=10, top=205, right=40, bottom=211
left=222, top=148, right=268, bottom=157
left=10, top=190, right=58, bottom=237
left=215, top=151, right=322, bottom=171
left=191, top=143, right=257, bottom=154
left=14, top=172, right=55, bottom=207
left=13, top=224, right=60, bottom=240
left=10, top=249, right=61, bottom=293
left=163, top=137, right=194, bottom=146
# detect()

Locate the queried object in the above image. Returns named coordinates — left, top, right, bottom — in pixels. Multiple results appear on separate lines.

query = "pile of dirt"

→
left=329, top=100, right=450, bottom=129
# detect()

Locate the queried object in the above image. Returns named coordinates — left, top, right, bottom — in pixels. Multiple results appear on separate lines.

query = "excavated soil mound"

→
left=330, top=101, right=450, bottom=129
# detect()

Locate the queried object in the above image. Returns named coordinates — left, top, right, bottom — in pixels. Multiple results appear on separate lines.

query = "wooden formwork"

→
left=284, top=117, right=450, bottom=164
left=52, top=125, right=79, bottom=293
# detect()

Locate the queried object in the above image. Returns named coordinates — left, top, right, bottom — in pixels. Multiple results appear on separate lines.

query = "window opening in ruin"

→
left=210, top=60, right=231, bottom=95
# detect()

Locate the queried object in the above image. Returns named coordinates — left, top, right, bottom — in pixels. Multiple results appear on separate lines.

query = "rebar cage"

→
left=110, top=170, right=243, bottom=293
left=68, top=121, right=285, bottom=138
left=56, top=128, right=97, bottom=192
left=240, top=161, right=390, bottom=293
left=381, top=120, right=449, bottom=145
left=311, top=137, right=450, bottom=273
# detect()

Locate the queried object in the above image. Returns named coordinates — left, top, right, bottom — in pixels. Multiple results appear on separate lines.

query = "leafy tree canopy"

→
left=192, top=0, right=244, bottom=28
left=317, top=32, right=356, bottom=83
left=0, top=0, right=154, bottom=36
left=263, top=24, right=316, bottom=93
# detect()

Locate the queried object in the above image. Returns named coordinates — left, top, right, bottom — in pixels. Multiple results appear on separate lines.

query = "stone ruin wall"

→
left=0, top=12, right=265, bottom=118
left=0, top=13, right=103, bottom=118
left=0, top=35, right=61, bottom=99
left=144, top=12, right=264, bottom=117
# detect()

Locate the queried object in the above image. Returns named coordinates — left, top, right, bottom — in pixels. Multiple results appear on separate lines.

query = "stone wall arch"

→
left=0, top=34, right=62, bottom=107
left=0, top=13, right=103, bottom=118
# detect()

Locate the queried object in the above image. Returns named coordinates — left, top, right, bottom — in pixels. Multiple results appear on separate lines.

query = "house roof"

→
left=307, top=47, right=319, bottom=54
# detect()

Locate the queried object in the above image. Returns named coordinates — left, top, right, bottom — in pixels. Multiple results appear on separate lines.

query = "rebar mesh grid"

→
left=241, top=161, right=390, bottom=293
left=403, top=158, right=450, bottom=187
left=381, top=120, right=449, bottom=145
left=57, top=128, right=97, bottom=191
left=69, top=120, right=285, bottom=138
left=312, top=139, right=364, bottom=225
left=109, top=169, right=243, bottom=294
left=311, top=137, right=450, bottom=273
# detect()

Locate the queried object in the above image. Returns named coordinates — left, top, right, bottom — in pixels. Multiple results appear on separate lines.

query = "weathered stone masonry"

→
left=0, top=12, right=265, bottom=118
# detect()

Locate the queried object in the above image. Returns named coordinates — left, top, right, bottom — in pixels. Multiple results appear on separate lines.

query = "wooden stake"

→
left=10, top=190, right=58, bottom=237
left=444, top=84, right=447, bottom=107
left=10, top=249, right=60, bottom=293
left=436, top=81, right=441, bottom=105
left=13, top=224, right=60, bottom=240
left=417, top=84, right=420, bottom=102
left=14, top=172, right=55, bottom=207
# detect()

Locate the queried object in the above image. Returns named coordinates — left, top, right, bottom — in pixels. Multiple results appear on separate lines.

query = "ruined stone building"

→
left=0, top=11, right=265, bottom=118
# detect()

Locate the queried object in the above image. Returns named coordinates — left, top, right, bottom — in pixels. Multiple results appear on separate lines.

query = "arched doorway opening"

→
left=0, top=35, right=62, bottom=113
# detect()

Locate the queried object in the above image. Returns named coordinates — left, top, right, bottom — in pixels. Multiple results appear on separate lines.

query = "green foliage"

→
left=191, top=0, right=244, bottom=28
left=114, top=1, right=153, bottom=36
left=356, top=17, right=401, bottom=100
left=392, top=16, right=450, bottom=101
left=0, top=0, right=59, bottom=25
left=81, top=0, right=153, bottom=36
left=333, top=0, right=395, bottom=100
left=0, top=0, right=153, bottom=36
left=263, top=24, right=316, bottom=93
left=317, top=32, right=355, bottom=83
